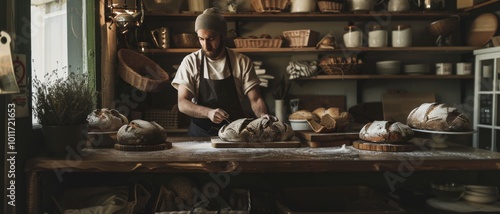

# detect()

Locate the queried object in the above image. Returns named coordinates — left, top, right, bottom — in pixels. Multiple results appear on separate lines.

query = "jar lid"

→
left=344, top=25, right=359, bottom=31
left=392, top=24, right=411, bottom=30
left=369, top=24, right=386, bottom=31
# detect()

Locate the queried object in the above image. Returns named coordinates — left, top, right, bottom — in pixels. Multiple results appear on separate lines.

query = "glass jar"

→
left=343, top=23, right=362, bottom=48
left=368, top=24, right=387, bottom=47
left=391, top=24, right=412, bottom=47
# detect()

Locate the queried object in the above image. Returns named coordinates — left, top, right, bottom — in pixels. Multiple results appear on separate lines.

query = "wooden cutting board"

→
left=295, top=131, right=359, bottom=148
left=211, top=138, right=301, bottom=148
left=352, top=140, right=417, bottom=152
left=114, top=141, right=173, bottom=151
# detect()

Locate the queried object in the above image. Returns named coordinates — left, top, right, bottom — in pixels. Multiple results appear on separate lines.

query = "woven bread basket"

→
left=251, top=0, right=290, bottom=12
left=319, top=55, right=362, bottom=75
left=117, top=48, right=170, bottom=92
left=317, top=1, right=343, bottom=13
left=234, top=38, right=283, bottom=48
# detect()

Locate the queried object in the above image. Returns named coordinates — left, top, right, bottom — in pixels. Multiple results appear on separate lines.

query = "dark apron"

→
left=188, top=49, right=245, bottom=137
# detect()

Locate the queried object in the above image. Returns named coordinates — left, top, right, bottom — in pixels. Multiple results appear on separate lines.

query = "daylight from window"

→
left=30, top=0, right=86, bottom=125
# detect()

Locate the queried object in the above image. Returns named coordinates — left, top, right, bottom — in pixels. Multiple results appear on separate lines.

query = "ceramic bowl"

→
left=463, top=193, right=498, bottom=204
left=431, top=182, right=466, bottom=202
left=376, top=60, right=401, bottom=74
left=289, top=119, right=312, bottom=131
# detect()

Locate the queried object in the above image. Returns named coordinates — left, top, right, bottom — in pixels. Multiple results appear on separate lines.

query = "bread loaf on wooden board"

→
left=288, top=107, right=352, bottom=133
left=359, top=121, right=414, bottom=143
left=218, top=117, right=294, bottom=142
left=406, top=102, right=471, bottom=131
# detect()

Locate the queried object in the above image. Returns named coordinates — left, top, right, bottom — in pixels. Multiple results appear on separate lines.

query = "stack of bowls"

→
left=463, top=185, right=499, bottom=204
left=376, top=60, right=401, bottom=75
left=431, top=182, right=465, bottom=202
left=404, top=64, right=430, bottom=75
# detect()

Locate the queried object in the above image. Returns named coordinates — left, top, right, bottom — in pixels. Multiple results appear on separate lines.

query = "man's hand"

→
left=208, top=108, right=230, bottom=124
left=261, top=114, right=278, bottom=122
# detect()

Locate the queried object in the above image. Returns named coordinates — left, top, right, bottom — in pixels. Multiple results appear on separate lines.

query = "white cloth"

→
left=286, top=60, right=318, bottom=80
left=172, top=48, right=260, bottom=103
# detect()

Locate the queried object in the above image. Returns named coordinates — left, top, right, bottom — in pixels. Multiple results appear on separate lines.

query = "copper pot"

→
left=172, top=33, right=200, bottom=48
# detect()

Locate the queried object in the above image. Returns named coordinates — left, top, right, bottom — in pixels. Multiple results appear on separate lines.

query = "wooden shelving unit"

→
left=145, top=11, right=469, bottom=21
left=147, top=46, right=479, bottom=54
left=300, top=74, right=474, bottom=80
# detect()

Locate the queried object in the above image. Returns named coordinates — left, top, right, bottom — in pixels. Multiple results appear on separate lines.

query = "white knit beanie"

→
left=195, top=7, right=227, bottom=36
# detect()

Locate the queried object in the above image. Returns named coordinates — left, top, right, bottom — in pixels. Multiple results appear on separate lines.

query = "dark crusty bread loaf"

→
left=359, top=121, right=414, bottom=143
left=406, top=102, right=471, bottom=131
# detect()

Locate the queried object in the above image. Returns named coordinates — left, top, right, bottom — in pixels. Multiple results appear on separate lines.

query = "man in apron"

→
left=171, top=8, right=269, bottom=137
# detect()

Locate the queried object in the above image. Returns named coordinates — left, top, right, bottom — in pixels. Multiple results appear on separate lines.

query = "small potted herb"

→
left=33, top=71, right=97, bottom=156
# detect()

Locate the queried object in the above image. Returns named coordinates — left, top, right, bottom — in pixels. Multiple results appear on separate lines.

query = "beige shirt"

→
left=172, top=48, right=260, bottom=103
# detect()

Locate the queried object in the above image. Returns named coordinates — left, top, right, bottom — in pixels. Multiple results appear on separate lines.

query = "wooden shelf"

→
left=297, top=74, right=475, bottom=80
left=463, top=0, right=500, bottom=12
left=145, top=11, right=469, bottom=21
left=147, top=46, right=479, bottom=54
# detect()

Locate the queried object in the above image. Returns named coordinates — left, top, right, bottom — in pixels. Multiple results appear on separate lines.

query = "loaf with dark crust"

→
left=219, top=117, right=294, bottom=142
left=359, top=121, right=414, bottom=143
left=406, top=102, right=471, bottom=131
left=87, top=108, right=128, bottom=132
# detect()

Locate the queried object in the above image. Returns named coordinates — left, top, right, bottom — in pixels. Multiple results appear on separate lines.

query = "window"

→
left=31, top=0, right=93, bottom=125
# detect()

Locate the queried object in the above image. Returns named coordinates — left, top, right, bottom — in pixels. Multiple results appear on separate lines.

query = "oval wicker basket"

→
left=117, top=48, right=170, bottom=92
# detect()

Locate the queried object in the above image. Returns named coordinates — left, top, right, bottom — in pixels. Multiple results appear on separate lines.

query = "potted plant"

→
left=33, top=71, right=97, bottom=156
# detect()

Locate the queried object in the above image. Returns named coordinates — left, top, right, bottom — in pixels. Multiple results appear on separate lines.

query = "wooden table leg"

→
left=26, top=171, right=39, bottom=214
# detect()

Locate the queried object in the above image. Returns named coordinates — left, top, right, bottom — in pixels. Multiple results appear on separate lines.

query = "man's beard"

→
left=203, top=42, right=224, bottom=59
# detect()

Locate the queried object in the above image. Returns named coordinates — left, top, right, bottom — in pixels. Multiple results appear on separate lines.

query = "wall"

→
left=1, top=1, right=33, bottom=213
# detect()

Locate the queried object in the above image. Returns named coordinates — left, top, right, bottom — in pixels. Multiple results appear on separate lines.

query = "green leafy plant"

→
left=33, top=71, right=97, bottom=126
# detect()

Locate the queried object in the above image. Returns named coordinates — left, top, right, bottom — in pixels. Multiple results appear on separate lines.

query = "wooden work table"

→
left=25, top=137, right=500, bottom=213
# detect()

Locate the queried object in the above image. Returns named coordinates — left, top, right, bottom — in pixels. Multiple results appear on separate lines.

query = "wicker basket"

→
left=251, top=0, right=290, bottom=12
left=319, top=55, right=362, bottom=75
left=143, top=105, right=181, bottom=129
left=317, top=1, right=343, bottom=13
left=117, top=48, right=170, bottom=92
left=234, top=38, right=283, bottom=48
left=283, top=29, right=319, bottom=47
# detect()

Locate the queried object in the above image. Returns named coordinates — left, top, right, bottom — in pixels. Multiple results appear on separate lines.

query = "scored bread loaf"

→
left=311, top=107, right=351, bottom=132
left=359, top=121, right=414, bottom=143
left=406, top=102, right=471, bottom=131
left=288, top=110, right=318, bottom=121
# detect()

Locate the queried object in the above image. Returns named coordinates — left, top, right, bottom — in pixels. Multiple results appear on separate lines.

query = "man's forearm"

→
left=178, top=99, right=211, bottom=119
left=251, top=97, right=268, bottom=118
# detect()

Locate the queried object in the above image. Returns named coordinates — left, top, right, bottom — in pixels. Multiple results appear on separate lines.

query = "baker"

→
left=171, top=7, right=269, bottom=137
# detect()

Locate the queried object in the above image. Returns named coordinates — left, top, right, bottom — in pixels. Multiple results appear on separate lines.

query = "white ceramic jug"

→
left=388, top=0, right=410, bottom=12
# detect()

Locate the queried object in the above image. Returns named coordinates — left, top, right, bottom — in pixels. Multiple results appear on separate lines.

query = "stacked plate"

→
left=404, top=64, right=430, bottom=75
left=376, top=60, right=401, bottom=75
left=463, top=185, right=499, bottom=204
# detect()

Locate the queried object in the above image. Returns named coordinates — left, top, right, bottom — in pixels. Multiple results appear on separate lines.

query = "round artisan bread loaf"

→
left=406, top=102, right=471, bottom=131
left=288, top=110, right=318, bottom=121
left=359, top=120, right=414, bottom=143
left=312, top=107, right=351, bottom=132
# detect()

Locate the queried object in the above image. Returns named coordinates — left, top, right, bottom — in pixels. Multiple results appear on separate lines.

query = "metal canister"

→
left=151, top=27, right=170, bottom=49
